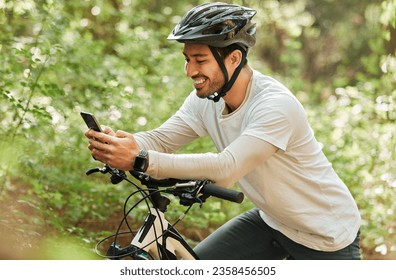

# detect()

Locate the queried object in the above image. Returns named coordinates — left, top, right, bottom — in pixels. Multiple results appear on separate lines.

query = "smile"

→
left=193, top=78, right=208, bottom=90
left=194, top=78, right=206, bottom=85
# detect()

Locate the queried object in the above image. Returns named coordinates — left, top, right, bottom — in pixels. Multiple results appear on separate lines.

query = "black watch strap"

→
left=133, top=150, right=149, bottom=172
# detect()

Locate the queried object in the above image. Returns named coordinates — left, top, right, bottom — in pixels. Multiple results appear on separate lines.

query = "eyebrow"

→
left=182, top=52, right=209, bottom=58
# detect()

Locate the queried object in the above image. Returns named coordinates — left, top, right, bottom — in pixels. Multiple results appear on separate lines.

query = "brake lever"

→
left=86, top=166, right=106, bottom=175
left=86, top=164, right=126, bottom=184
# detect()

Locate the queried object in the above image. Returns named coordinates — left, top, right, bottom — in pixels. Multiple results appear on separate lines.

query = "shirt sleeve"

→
left=134, top=114, right=200, bottom=153
left=146, top=134, right=277, bottom=187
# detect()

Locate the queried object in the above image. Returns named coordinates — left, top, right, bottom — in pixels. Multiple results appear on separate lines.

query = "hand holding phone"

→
left=80, top=111, right=103, bottom=132
left=81, top=111, right=127, bottom=180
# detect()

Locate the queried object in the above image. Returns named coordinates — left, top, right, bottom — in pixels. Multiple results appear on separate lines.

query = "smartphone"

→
left=80, top=111, right=103, bottom=132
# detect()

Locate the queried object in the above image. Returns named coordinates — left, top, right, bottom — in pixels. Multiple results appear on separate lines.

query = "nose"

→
left=184, top=61, right=199, bottom=78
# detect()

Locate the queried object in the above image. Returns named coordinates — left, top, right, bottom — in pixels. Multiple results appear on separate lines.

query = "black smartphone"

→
left=80, top=111, right=103, bottom=132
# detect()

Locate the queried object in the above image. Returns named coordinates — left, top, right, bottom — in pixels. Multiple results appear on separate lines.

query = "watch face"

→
left=134, top=157, right=145, bottom=171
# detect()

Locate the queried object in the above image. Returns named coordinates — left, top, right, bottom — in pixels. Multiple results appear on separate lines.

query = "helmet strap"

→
left=208, top=45, right=247, bottom=102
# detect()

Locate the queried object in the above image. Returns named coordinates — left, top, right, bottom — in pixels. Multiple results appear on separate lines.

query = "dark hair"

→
left=214, top=44, right=248, bottom=67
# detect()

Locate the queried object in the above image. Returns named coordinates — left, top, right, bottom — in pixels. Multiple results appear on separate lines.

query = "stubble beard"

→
left=194, top=73, right=225, bottom=99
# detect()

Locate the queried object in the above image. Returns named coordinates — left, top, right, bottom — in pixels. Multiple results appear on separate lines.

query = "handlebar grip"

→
left=201, top=184, right=244, bottom=204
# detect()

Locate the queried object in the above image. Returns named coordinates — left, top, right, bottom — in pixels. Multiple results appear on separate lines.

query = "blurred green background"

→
left=0, top=0, right=395, bottom=260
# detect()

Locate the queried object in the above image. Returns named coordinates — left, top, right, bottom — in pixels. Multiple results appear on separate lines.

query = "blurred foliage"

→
left=0, top=0, right=395, bottom=259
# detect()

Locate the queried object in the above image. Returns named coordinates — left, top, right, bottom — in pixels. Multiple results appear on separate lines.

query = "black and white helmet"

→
left=168, top=2, right=257, bottom=50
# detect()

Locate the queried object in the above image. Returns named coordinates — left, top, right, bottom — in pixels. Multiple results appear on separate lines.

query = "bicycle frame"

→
left=131, top=208, right=198, bottom=260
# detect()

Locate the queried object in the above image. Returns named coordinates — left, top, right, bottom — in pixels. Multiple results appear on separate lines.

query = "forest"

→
left=0, top=0, right=395, bottom=259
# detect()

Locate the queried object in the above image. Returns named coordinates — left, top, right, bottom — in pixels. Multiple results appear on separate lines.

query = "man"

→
left=85, top=2, right=361, bottom=259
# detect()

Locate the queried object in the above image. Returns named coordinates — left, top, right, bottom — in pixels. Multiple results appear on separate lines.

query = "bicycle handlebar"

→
left=129, top=169, right=244, bottom=204
left=86, top=164, right=244, bottom=204
left=129, top=169, right=190, bottom=187
left=201, top=183, right=244, bottom=204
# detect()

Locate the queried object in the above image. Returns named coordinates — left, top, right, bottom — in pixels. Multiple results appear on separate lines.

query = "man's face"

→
left=183, top=44, right=226, bottom=99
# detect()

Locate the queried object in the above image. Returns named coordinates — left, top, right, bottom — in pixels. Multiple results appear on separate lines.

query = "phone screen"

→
left=80, top=111, right=103, bottom=132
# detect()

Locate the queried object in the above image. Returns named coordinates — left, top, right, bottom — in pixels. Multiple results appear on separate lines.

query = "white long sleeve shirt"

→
left=134, top=70, right=361, bottom=251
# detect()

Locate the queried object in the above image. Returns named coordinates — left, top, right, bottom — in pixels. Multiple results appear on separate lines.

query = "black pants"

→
left=194, top=208, right=361, bottom=260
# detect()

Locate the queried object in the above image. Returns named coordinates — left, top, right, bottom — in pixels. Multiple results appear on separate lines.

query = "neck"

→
left=223, top=66, right=253, bottom=112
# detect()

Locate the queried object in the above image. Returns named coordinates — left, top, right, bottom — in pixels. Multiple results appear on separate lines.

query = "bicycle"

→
left=86, top=164, right=244, bottom=260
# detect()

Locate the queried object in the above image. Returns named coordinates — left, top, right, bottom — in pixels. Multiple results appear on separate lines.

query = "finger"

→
left=89, top=138, right=110, bottom=152
left=84, top=129, right=92, bottom=138
left=115, top=130, right=129, bottom=138
left=85, top=128, right=97, bottom=139
left=91, top=148, right=103, bottom=162
left=91, top=146, right=111, bottom=163
left=88, top=130, right=113, bottom=144
left=115, top=130, right=138, bottom=146
left=102, top=126, right=116, bottom=136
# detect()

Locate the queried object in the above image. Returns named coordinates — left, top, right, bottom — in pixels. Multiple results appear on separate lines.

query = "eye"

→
left=197, top=60, right=206, bottom=64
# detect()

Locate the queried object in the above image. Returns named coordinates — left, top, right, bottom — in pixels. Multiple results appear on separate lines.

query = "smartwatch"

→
left=133, top=150, right=149, bottom=172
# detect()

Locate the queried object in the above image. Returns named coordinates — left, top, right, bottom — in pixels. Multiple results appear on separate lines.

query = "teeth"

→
left=194, top=79, right=205, bottom=85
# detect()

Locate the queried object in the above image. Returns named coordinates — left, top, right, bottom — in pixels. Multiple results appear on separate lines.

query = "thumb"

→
left=115, top=130, right=140, bottom=154
left=102, top=126, right=115, bottom=136
left=115, top=130, right=132, bottom=138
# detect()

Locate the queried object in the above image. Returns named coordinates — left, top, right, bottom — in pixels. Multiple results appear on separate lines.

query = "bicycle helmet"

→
left=168, top=2, right=257, bottom=102
left=168, top=2, right=256, bottom=50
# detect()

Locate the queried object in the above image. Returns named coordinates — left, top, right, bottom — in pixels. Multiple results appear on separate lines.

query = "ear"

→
left=229, top=49, right=243, bottom=68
